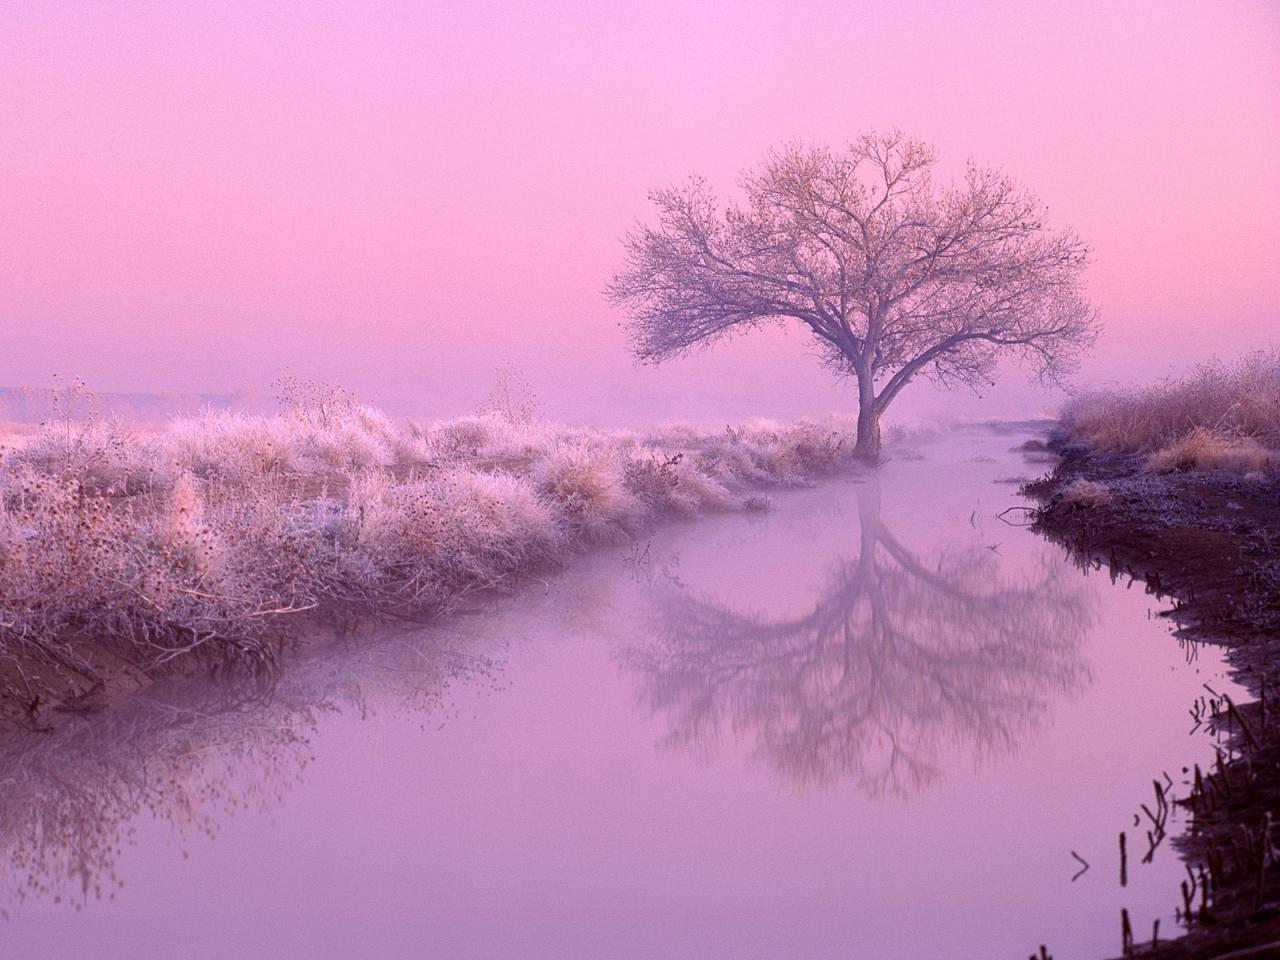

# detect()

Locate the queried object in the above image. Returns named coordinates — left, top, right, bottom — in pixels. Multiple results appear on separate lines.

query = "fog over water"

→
left=2, top=6, right=1277, bottom=956
left=2, top=2, right=1277, bottom=425
left=0, top=425, right=1247, bottom=958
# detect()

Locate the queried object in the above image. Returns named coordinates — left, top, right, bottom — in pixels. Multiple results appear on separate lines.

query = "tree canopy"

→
left=608, top=132, right=1098, bottom=460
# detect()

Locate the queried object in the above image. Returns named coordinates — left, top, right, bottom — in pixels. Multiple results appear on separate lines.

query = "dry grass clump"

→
left=624, top=448, right=738, bottom=515
left=12, top=417, right=159, bottom=493
left=533, top=443, right=640, bottom=540
left=1146, top=427, right=1276, bottom=474
left=0, top=398, right=863, bottom=717
left=1062, top=351, right=1280, bottom=457
left=160, top=405, right=418, bottom=479
left=347, top=468, right=562, bottom=606
left=159, top=412, right=298, bottom=481
left=0, top=425, right=33, bottom=457
left=1057, top=477, right=1111, bottom=508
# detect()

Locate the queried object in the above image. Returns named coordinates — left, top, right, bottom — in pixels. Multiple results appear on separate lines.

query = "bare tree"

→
left=607, top=132, right=1098, bottom=462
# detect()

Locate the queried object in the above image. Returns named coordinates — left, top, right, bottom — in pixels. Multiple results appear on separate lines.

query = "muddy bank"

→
left=1027, top=437, right=1280, bottom=958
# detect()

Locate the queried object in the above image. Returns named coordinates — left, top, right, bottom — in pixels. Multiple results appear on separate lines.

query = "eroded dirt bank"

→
left=1028, top=436, right=1280, bottom=959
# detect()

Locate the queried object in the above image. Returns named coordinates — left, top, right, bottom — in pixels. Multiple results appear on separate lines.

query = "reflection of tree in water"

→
left=623, top=481, right=1096, bottom=797
left=0, top=624, right=504, bottom=914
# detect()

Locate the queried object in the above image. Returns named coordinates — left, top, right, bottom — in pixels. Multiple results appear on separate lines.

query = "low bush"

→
left=1146, top=428, right=1275, bottom=474
left=1057, top=477, right=1111, bottom=508
left=1062, top=351, right=1280, bottom=456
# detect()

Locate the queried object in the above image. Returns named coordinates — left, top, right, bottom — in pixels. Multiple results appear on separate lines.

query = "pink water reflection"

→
left=0, top=426, right=1243, bottom=958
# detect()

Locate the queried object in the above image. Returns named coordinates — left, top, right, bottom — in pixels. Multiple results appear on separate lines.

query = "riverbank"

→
left=2, top=423, right=1228, bottom=957
left=0, top=403, right=861, bottom=727
left=1028, top=436, right=1280, bottom=958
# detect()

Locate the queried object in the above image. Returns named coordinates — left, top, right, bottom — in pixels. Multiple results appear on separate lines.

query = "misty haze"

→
left=1, top=3, right=1278, bottom=959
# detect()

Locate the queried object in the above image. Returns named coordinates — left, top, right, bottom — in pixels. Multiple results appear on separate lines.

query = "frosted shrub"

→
left=422, top=416, right=493, bottom=461
left=643, top=421, right=704, bottom=448
left=667, top=456, right=736, bottom=513
left=272, top=374, right=359, bottom=428
left=1146, top=428, right=1275, bottom=474
left=292, top=404, right=398, bottom=471
left=616, top=448, right=729, bottom=516
left=430, top=470, right=562, bottom=583
left=473, top=418, right=561, bottom=466
left=1063, top=351, right=1280, bottom=453
left=753, top=438, right=804, bottom=483
left=782, top=420, right=850, bottom=473
left=693, top=437, right=769, bottom=487
left=622, top=448, right=685, bottom=513
left=419, top=414, right=561, bottom=468
left=0, top=472, right=293, bottom=708
left=478, top=362, right=542, bottom=427
left=155, top=471, right=226, bottom=579
left=194, top=478, right=330, bottom=620
left=12, top=417, right=159, bottom=493
left=0, top=490, right=11, bottom=551
left=535, top=443, right=639, bottom=539
left=0, top=399, right=868, bottom=717
left=160, top=413, right=297, bottom=481
left=349, top=468, right=560, bottom=606
left=1057, top=478, right=1111, bottom=508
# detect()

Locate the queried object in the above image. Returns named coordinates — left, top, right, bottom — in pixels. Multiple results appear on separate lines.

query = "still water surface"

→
left=0, top=425, right=1243, bottom=958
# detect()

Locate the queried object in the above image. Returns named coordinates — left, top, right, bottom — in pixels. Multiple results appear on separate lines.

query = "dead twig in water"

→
left=1070, top=849, right=1090, bottom=881
left=1120, top=831, right=1128, bottom=886
left=997, top=505, right=1037, bottom=527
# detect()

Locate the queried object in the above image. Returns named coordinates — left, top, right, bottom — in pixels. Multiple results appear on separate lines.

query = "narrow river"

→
left=0, top=423, right=1243, bottom=959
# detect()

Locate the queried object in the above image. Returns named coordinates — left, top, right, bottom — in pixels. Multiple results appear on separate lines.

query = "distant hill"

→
left=0, top=385, right=255, bottom=424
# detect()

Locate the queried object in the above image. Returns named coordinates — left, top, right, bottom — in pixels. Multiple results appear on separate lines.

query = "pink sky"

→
left=1, top=0, right=1277, bottom=422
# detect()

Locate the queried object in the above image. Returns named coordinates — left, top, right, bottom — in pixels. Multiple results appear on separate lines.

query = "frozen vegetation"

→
left=0, top=386, right=861, bottom=717
left=1062, top=351, right=1280, bottom=473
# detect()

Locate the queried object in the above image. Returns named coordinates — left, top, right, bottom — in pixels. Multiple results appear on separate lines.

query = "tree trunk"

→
left=853, top=377, right=881, bottom=463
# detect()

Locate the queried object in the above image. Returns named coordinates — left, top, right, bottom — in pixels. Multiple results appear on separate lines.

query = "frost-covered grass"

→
left=1061, top=352, right=1280, bottom=472
left=0, top=403, right=859, bottom=714
left=1145, top=428, right=1275, bottom=474
left=0, top=424, right=34, bottom=460
left=1056, top=477, right=1111, bottom=508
